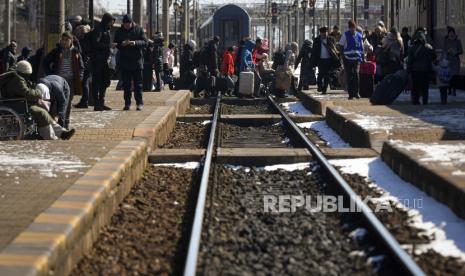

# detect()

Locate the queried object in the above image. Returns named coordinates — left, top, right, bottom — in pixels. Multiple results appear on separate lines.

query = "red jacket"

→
left=221, top=51, right=235, bottom=76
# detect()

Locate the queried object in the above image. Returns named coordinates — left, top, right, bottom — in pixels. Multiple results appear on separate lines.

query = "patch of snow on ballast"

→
left=330, top=157, right=465, bottom=258
left=280, top=102, right=313, bottom=115
left=298, top=121, right=350, bottom=148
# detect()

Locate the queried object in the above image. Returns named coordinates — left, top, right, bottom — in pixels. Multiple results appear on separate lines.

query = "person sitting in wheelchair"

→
left=0, top=61, right=75, bottom=140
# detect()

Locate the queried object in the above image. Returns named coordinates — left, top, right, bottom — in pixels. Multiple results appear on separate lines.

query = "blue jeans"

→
left=79, top=68, right=90, bottom=104
left=122, top=69, right=143, bottom=106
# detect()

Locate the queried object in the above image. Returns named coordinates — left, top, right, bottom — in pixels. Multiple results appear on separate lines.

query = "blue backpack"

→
left=438, top=64, right=452, bottom=83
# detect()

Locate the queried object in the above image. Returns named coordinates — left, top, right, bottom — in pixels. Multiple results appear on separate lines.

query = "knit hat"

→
left=188, top=40, right=196, bottom=49
left=377, top=21, right=385, bottom=28
left=390, top=26, right=398, bottom=34
left=16, top=60, right=33, bottom=75
left=123, top=14, right=133, bottom=23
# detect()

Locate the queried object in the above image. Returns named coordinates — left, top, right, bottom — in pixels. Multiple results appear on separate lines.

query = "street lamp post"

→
left=293, top=0, right=299, bottom=45
left=301, top=0, right=307, bottom=41
left=287, top=6, right=292, bottom=43
left=173, top=1, right=180, bottom=66
left=309, top=0, right=316, bottom=38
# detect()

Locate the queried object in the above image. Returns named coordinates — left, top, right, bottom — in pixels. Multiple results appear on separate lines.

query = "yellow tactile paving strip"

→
left=0, top=88, right=190, bottom=276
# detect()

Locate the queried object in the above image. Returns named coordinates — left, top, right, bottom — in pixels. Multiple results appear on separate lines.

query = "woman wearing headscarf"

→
left=378, top=27, right=404, bottom=77
left=443, top=26, right=463, bottom=96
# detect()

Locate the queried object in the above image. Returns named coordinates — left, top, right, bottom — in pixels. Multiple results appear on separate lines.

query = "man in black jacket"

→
left=90, top=12, right=115, bottom=111
left=114, top=14, right=148, bottom=111
left=295, top=40, right=315, bottom=91
left=310, top=27, right=339, bottom=94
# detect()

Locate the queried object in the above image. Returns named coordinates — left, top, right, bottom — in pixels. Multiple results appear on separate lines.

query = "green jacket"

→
left=0, top=71, right=42, bottom=101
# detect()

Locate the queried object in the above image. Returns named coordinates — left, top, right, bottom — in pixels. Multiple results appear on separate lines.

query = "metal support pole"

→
left=5, top=0, right=11, bottom=44
left=44, top=0, right=65, bottom=53
left=326, top=0, right=330, bottom=28
left=162, top=0, right=169, bottom=46
left=156, top=0, right=159, bottom=31
left=13, top=0, right=16, bottom=40
left=182, top=0, right=188, bottom=45
left=336, top=0, right=340, bottom=28
left=384, top=0, right=389, bottom=27
left=312, top=9, right=316, bottom=38
left=302, top=9, right=306, bottom=41
left=89, top=0, right=94, bottom=28
left=127, top=0, right=131, bottom=14
left=288, top=13, right=291, bottom=42
left=174, top=11, right=177, bottom=65
left=295, top=10, right=299, bottom=45
left=149, top=0, right=153, bottom=37
left=133, top=0, right=142, bottom=26
left=354, top=0, right=357, bottom=21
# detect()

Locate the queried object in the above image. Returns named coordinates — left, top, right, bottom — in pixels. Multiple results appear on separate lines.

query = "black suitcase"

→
left=370, top=69, right=408, bottom=105
left=359, top=73, right=374, bottom=98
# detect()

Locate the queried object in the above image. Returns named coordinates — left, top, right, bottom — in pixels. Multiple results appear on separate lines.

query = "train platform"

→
left=382, top=140, right=465, bottom=219
left=0, top=85, right=190, bottom=275
left=325, top=104, right=465, bottom=149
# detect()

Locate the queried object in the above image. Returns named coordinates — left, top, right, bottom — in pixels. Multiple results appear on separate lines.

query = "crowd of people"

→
left=0, top=14, right=463, bottom=140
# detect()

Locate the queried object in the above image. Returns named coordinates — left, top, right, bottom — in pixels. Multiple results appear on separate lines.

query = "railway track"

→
left=72, top=94, right=428, bottom=275
left=184, top=94, right=425, bottom=276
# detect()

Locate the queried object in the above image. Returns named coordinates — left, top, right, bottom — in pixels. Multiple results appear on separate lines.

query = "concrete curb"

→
left=381, top=141, right=465, bottom=219
left=0, top=140, right=148, bottom=276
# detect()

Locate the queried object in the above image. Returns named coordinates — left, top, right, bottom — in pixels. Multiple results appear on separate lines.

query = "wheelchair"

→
left=0, top=98, right=38, bottom=140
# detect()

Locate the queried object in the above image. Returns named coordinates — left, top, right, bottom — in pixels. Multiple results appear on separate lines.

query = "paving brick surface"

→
left=0, top=84, right=189, bottom=255
left=0, top=141, right=117, bottom=250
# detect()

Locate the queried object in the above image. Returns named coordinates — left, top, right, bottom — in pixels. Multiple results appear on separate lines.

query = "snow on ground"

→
left=224, top=162, right=311, bottom=172
left=297, top=121, right=350, bottom=148
left=70, top=111, right=120, bottom=128
left=152, top=162, right=200, bottom=169
left=391, top=141, right=465, bottom=174
left=0, top=142, right=89, bottom=178
left=395, top=89, right=465, bottom=104
left=330, top=157, right=465, bottom=258
left=280, top=102, right=313, bottom=115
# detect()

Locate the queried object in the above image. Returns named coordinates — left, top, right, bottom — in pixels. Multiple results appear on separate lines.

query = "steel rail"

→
left=183, top=93, right=222, bottom=276
left=267, top=95, right=425, bottom=276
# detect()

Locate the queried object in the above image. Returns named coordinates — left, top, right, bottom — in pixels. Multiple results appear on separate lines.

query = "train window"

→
left=223, top=20, right=239, bottom=49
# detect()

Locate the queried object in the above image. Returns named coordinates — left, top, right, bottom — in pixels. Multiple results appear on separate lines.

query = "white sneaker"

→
left=136, top=104, right=143, bottom=111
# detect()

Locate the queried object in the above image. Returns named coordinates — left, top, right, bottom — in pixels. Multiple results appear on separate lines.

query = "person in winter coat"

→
left=311, top=27, right=339, bottom=94
left=0, top=40, right=17, bottom=73
left=240, top=39, right=255, bottom=72
left=284, top=42, right=298, bottom=70
left=179, top=40, right=196, bottom=90
left=368, top=22, right=387, bottom=54
left=407, top=30, right=436, bottom=105
left=433, top=55, right=452, bottom=104
left=0, top=61, right=75, bottom=140
left=378, top=27, right=404, bottom=77
left=73, top=23, right=93, bottom=108
left=295, top=40, right=314, bottom=91
left=162, top=43, right=175, bottom=90
left=90, top=12, right=116, bottom=111
left=205, top=36, right=220, bottom=76
left=401, top=27, right=411, bottom=52
left=329, top=25, right=342, bottom=42
left=443, top=26, right=463, bottom=96
left=114, top=14, right=148, bottom=111
left=221, top=47, right=235, bottom=76
left=17, top=47, right=32, bottom=62
left=142, top=40, right=155, bottom=91
left=43, top=32, right=84, bottom=129
left=29, top=48, right=45, bottom=83
left=339, top=20, right=364, bottom=99
left=37, top=75, right=71, bottom=127
left=152, top=32, right=164, bottom=92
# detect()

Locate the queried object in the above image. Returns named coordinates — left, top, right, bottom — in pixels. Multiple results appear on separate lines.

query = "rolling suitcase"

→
left=239, top=71, right=254, bottom=96
left=359, top=73, right=374, bottom=98
left=370, top=69, right=409, bottom=105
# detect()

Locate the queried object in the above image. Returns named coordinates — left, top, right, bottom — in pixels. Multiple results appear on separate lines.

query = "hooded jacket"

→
left=296, top=40, right=313, bottom=69
left=221, top=51, right=234, bottom=76
left=240, top=40, right=255, bottom=72
left=91, top=13, right=115, bottom=62
left=114, top=22, right=148, bottom=70
left=180, top=43, right=194, bottom=75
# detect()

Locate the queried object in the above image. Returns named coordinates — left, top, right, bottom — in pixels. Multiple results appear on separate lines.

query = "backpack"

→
left=80, top=30, right=94, bottom=56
